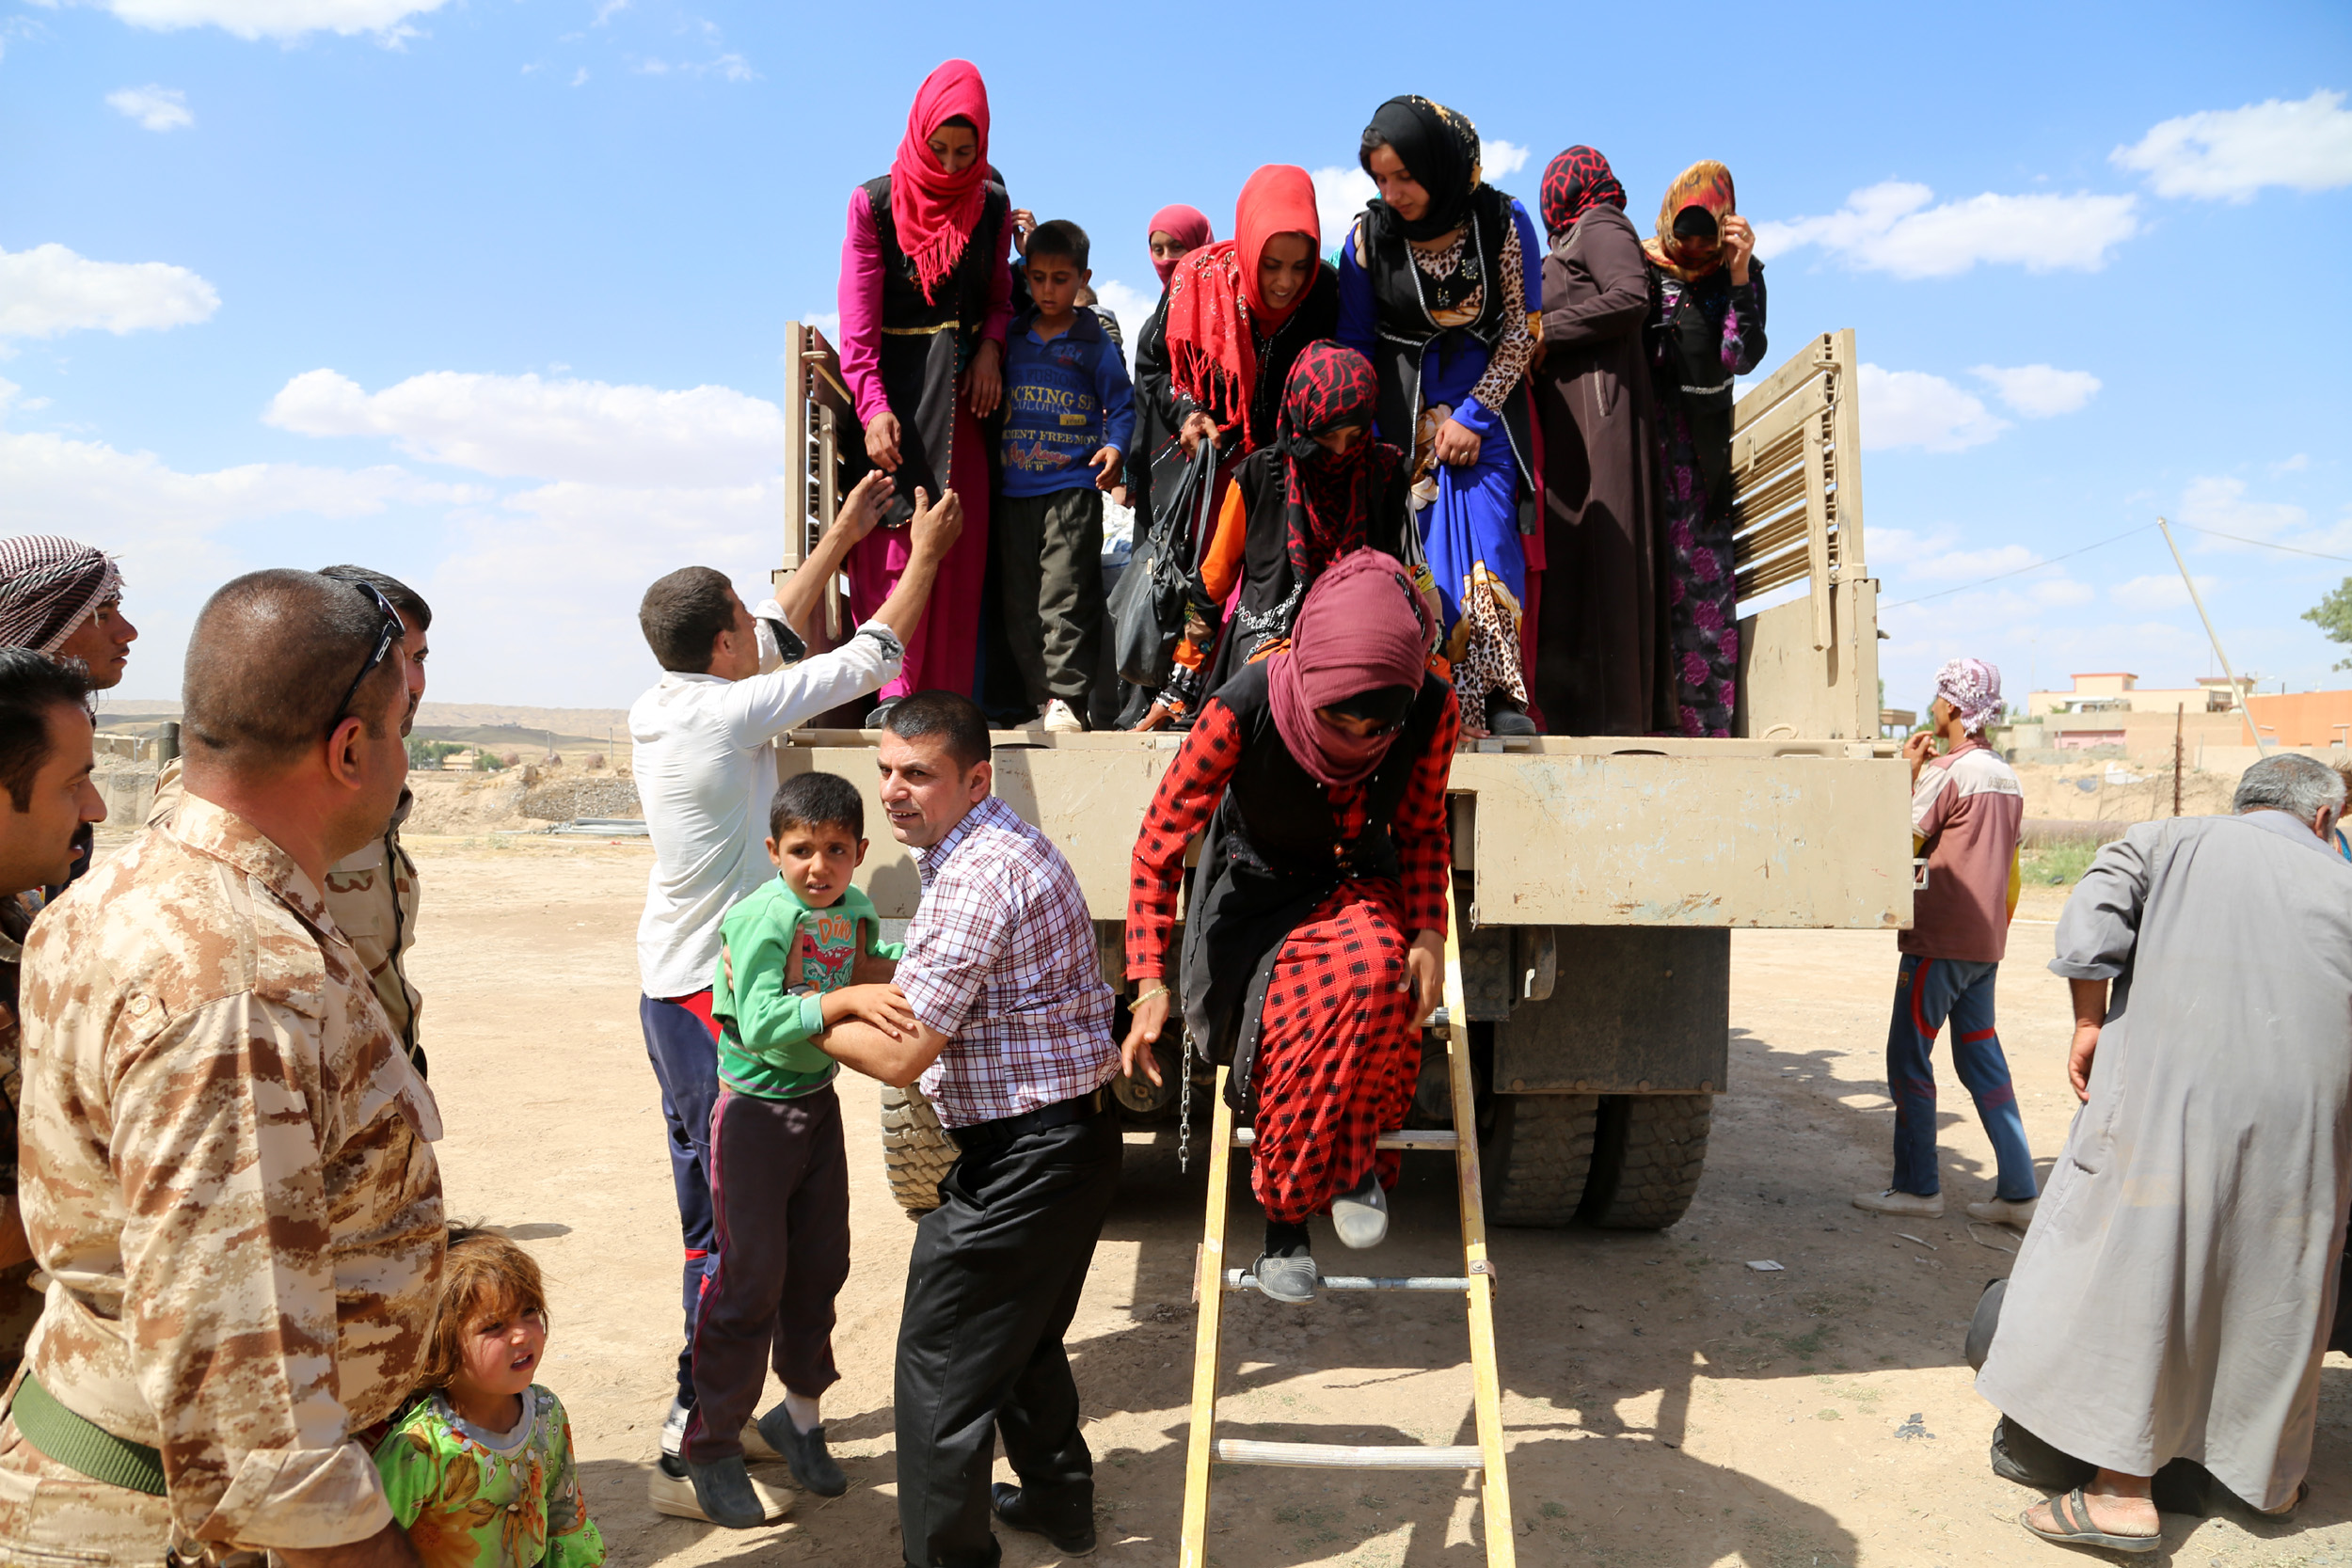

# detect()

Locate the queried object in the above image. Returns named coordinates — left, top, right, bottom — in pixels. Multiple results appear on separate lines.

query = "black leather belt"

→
left=953, top=1085, right=1111, bottom=1152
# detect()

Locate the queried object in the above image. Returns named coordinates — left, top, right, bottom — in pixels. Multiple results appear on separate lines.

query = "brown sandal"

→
left=2020, top=1488, right=2160, bottom=1553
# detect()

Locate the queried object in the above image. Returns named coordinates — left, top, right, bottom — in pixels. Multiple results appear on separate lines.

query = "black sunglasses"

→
left=330, top=581, right=404, bottom=733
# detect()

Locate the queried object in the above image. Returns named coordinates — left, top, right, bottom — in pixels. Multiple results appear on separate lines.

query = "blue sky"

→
left=4, top=0, right=2349, bottom=714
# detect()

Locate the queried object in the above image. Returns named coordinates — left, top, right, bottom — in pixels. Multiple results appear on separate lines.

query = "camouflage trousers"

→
left=0, top=1419, right=263, bottom=1568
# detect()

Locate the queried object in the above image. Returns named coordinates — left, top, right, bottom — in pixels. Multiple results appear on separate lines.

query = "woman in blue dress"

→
left=1337, top=95, right=1543, bottom=736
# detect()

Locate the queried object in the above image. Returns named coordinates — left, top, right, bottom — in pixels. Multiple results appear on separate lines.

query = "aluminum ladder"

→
left=1176, top=880, right=1515, bottom=1566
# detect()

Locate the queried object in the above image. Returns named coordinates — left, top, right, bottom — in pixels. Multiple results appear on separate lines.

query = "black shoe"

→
left=1486, top=699, right=1539, bottom=736
left=991, top=1481, right=1096, bottom=1556
left=755, top=1405, right=848, bottom=1497
left=684, top=1453, right=770, bottom=1528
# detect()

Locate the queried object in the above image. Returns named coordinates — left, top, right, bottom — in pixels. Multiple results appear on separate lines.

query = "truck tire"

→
left=1578, top=1094, right=1712, bottom=1230
left=1483, top=1093, right=1599, bottom=1227
left=879, top=1083, right=960, bottom=1217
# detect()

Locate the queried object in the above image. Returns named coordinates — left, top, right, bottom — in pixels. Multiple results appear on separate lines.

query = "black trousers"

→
left=682, top=1085, right=850, bottom=1463
left=895, top=1106, right=1121, bottom=1567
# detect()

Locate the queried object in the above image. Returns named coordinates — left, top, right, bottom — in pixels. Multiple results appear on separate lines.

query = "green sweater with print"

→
left=710, top=878, right=901, bottom=1099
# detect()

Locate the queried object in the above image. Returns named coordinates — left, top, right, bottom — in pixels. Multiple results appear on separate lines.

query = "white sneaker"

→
left=1966, top=1196, right=2037, bottom=1229
left=660, top=1398, right=690, bottom=1458
left=1330, top=1173, right=1390, bottom=1249
left=647, top=1456, right=793, bottom=1522
left=1852, top=1188, right=1945, bottom=1218
left=1042, top=699, right=1085, bottom=735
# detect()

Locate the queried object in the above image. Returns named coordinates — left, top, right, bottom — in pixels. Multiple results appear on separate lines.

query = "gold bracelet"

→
left=1133, top=983, right=1169, bottom=1006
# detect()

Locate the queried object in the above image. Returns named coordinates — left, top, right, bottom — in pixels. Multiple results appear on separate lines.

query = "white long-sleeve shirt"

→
left=631, top=618, right=900, bottom=998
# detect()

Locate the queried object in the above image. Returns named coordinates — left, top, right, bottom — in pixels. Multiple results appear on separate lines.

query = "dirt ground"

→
left=403, top=836, right=2352, bottom=1568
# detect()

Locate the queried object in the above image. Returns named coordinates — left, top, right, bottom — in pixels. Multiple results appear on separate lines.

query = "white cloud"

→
left=2113, top=89, right=2352, bottom=201
left=569, top=66, right=587, bottom=87
left=1755, top=181, right=2139, bottom=277
left=1484, top=139, right=1531, bottom=180
left=2178, top=474, right=2305, bottom=542
left=1857, top=363, right=2009, bottom=451
left=1971, top=363, right=2102, bottom=418
left=71, top=0, right=452, bottom=40
left=1903, top=543, right=2040, bottom=581
left=263, top=369, right=787, bottom=487
left=2110, top=572, right=2219, bottom=610
left=0, top=244, right=219, bottom=341
left=105, top=84, right=191, bottom=131
left=1310, top=165, right=1375, bottom=256
left=800, top=310, right=841, bottom=347
left=632, top=52, right=755, bottom=81
left=1089, top=280, right=1153, bottom=373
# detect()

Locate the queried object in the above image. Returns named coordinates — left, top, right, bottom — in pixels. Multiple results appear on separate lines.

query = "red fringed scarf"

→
left=1163, top=165, right=1320, bottom=451
left=889, top=60, right=992, bottom=305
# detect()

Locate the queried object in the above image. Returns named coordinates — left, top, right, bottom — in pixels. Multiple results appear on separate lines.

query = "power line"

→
left=2177, top=524, right=2352, bottom=562
left=1880, top=523, right=2157, bottom=610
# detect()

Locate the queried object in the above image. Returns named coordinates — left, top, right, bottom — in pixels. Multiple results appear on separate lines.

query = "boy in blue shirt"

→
left=677, top=770, right=913, bottom=1528
left=999, top=219, right=1136, bottom=733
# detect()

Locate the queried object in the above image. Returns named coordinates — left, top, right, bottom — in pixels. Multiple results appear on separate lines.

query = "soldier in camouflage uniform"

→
left=149, top=566, right=429, bottom=1075
left=0, top=570, right=443, bottom=1567
left=0, top=652, right=109, bottom=1388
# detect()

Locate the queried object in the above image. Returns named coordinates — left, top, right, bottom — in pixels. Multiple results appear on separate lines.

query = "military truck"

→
left=772, top=324, right=1908, bottom=1228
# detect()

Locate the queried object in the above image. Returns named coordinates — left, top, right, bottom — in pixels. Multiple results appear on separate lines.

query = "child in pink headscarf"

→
left=1856, top=657, right=2034, bottom=1230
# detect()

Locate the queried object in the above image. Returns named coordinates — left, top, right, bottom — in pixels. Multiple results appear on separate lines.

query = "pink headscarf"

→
left=1934, top=657, right=2003, bottom=736
left=889, top=61, right=992, bottom=305
left=1147, top=203, right=1215, bottom=287
left=1267, top=550, right=1434, bottom=788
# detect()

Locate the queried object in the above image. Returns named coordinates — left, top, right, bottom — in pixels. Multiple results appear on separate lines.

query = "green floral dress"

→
left=373, top=1386, right=605, bottom=1568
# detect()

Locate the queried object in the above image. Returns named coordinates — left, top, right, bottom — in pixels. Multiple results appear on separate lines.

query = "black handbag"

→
left=1108, top=439, right=1216, bottom=689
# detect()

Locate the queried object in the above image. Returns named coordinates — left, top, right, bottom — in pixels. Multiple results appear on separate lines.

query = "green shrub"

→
left=2020, top=840, right=2102, bottom=887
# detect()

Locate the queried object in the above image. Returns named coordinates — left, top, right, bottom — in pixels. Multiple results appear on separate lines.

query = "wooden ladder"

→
left=1177, top=880, right=1515, bottom=1566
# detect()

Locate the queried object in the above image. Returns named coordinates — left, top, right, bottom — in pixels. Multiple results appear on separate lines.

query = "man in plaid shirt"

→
left=812, top=690, right=1120, bottom=1565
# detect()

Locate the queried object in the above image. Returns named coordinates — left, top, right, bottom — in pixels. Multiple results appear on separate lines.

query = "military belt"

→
left=12, top=1371, right=167, bottom=1496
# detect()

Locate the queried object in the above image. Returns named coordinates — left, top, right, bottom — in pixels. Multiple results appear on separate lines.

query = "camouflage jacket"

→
left=151, top=759, right=423, bottom=1062
left=17, top=796, right=445, bottom=1549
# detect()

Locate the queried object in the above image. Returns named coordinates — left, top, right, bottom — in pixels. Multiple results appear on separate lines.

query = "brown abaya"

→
left=1533, top=201, right=1665, bottom=736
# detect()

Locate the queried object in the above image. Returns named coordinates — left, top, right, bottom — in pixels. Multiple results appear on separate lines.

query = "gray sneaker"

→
left=1330, top=1172, right=1389, bottom=1250
left=685, top=1454, right=771, bottom=1529
left=660, top=1397, right=691, bottom=1458
left=755, top=1405, right=848, bottom=1497
left=1252, top=1252, right=1319, bottom=1303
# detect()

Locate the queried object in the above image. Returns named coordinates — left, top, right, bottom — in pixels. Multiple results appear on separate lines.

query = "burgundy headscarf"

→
left=1540, top=146, right=1627, bottom=245
left=1267, top=549, right=1433, bottom=788
left=1147, top=203, right=1214, bottom=287
left=889, top=61, right=993, bottom=304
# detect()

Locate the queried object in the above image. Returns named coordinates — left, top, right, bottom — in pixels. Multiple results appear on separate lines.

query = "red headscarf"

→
left=1540, top=146, right=1627, bottom=245
left=889, top=60, right=992, bottom=305
left=1267, top=549, right=1434, bottom=788
left=1147, top=203, right=1214, bottom=287
left=1162, top=166, right=1321, bottom=449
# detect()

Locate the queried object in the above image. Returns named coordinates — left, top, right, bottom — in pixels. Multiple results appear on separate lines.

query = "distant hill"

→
left=95, top=700, right=635, bottom=753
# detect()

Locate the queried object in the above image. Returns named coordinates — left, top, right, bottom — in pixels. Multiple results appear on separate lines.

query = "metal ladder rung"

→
left=1225, top=1270, right=1470, bottom=1292
left=1209, top=1438, right=1484, bottom=1471
left=1230, top=1128, right=1456, bottom=1150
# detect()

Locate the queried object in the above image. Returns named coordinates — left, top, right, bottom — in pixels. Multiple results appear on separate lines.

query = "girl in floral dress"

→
left=373, top=1230, right=604, bottom=1568
left=1644, top=160, right=1767, bottom=737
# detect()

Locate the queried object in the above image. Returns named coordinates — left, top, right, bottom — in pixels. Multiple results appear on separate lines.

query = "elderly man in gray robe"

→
left=1976, top=752, right=2352, bottom=1554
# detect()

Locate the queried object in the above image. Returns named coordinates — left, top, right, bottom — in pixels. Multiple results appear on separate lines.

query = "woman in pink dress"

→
left=834, top=59, right=1011, bottom=707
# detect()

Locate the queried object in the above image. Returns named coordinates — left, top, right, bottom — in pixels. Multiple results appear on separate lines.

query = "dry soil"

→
left=404, top=838, right=2352, bottom=1568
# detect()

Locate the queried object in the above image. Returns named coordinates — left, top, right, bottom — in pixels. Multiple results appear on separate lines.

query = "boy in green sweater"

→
left=676, top=771, right=914, bottom=1528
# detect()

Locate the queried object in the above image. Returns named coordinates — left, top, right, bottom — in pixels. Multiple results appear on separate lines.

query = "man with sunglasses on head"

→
left=150, top=567, right=434, bottom=1076
left=0, top=571, right=442, bottom=1568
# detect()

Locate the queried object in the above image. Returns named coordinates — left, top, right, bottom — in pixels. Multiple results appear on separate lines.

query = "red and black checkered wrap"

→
left=1274, top=343, right=1405, bottom=584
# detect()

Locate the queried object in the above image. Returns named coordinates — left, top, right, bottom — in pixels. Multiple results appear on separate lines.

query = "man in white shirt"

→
left=632, top=474, right=959, bottom=1507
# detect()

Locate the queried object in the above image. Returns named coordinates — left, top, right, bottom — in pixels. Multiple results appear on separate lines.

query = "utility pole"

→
left=2157, top=516, right=2266, bottom=755
left=2172, top=704, right=2184, bottom=817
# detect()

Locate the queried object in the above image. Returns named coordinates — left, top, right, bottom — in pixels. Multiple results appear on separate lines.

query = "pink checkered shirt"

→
left=898, top=795, right=1120, bottom=1129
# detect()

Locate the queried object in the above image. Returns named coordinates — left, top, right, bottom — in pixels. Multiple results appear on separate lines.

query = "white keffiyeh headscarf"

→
left=1933, top=657, right=2002, bottom=736
left=0, top=537, right=120, bottom=656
